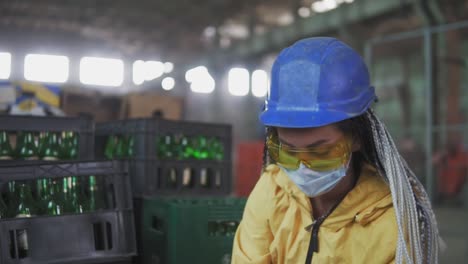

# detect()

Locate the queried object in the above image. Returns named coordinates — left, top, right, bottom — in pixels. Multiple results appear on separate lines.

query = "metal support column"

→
left=423, top=28, right=434, bottom=201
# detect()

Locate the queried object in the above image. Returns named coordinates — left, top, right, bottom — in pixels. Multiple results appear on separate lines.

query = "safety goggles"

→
left=266, top=133, right=351, bottom=171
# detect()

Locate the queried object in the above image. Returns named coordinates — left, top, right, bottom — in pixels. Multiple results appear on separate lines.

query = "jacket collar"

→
left=271, top=163, right=393, bottom=231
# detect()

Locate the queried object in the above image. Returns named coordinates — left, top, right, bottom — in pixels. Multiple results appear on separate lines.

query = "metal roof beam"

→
left=215, top=0, right=411, bottom=59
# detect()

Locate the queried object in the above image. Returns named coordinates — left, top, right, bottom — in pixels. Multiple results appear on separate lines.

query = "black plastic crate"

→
left=0, top=160, right=136, bottom=264
left=95, top=118, right=232, bottom=197
left=0, top=114, right=95, bottom=161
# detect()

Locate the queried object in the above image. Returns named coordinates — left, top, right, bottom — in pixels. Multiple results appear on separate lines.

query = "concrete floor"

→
left=436, top=207, right=468, bottom=263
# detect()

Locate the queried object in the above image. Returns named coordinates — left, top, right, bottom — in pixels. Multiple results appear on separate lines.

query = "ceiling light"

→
left=133, top=60, right=145, bottom=85
left=162, top=77, right=175, bottom=91
left=298, top=7, right=311, bottom=18
left=228, top=68, right=249, bottom=96
left=144, top=61, right=164, bottom=81
left=164, top=62, right=174, bottom=73
left=251, top=70, right=269, bottom=97
left=24, top=54, right=69, bottom=83
left=0, top=52, right=12, bottom=79
left=186, top=66, right=215, bottom=94
left=80, top=57, right=124, bottom=86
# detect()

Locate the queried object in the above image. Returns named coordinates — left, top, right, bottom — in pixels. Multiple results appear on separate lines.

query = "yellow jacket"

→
left=232, top=164, right=398, bottom=264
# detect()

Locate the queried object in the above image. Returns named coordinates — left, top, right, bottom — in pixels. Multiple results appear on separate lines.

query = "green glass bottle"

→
left=199, top=136, right=209, bottom=159
left=37, top=132, right=48, bottom=158
left=47, top=180, right=64, bottom=216
left=70, top=177, right=84, bottom=214
left=208, top=137, right=224, bottom=161
left=0, top=131, right=14, bottom=160
left=15, top=183, right=35, bottom=258
left=104, top=135, right=118, bottom=159
left=16, top=183, right=35, bottom=217
left=114, top=135, right=127, bottom=158
left=157, top=135, right=174, bottom=159
left=36, top=178, right=51, bottom=214
left=40, top=132, right=60, bottom=161
left=16, top=132, right=38, bottom=160
left=167, top=168, right=178, bottom=188
left=62, top=177, right=73, bottom=213
left=86, top=176, right=105, bottom=212
left=126, top=135, right=135, bottom=158
left=70, top=132, right=79, bottom=159
left=178, top=135, right=190, bottom=160
left=199, top=168, right=208, bottom=187
left=35, top=178, right=44, bottom=214
left=192, top=136, right=208, bottom=160
left=173, top=134, right=189, bottom=160
left=185, top=136, right=198, bottom=159
left=59, top=132, right=77, bottom=160
left=6, top=181, right=18, bottom=217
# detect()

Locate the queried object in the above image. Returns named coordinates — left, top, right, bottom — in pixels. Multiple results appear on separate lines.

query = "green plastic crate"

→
left=140, top=197, right=246, bottom=264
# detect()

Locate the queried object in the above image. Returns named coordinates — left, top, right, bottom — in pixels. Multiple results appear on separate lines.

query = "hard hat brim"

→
left=259, top=98, right=375, bottom=128
left=259, top=109, right=349, bottom=128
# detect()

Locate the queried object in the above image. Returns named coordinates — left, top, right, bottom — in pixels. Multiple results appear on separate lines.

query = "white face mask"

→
left=280, top=156, right=351, bottom=198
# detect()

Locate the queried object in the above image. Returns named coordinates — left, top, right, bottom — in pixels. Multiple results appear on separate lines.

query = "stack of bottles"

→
left=103, top=133, right=226, bottom=189
left=155, top=134, right=224, bottom=161
left=0, top=131, right=79, bottom=161
left=103, top=134, right=135, bottom=159
left=0, top=175, right=107, bottom=219
left=103, top=133, right=224, bottom=161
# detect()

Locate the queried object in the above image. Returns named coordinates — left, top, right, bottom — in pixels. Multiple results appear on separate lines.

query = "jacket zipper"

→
left=304, top=196, right=347, bottom=264
left=304, top=216, right=326, bottom=264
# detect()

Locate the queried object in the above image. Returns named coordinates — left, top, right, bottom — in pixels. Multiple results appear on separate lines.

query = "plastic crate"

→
left=0, top=160, right=137, bottom=264
left=95, top=118, right=232, bottom=197
left=138, top=197, right=246, bottom=264
left=0, top=114, right=95, bottom=160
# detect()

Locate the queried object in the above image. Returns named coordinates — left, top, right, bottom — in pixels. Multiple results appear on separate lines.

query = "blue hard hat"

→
left=259, top=37, right=376, bottom=128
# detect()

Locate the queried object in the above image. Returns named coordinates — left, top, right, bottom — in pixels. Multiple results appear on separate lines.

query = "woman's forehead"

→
left=275, top=125, right=344, bottom=147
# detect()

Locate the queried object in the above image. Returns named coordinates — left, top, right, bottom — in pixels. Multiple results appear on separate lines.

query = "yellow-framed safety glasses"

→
left=266, top=133, right=352, bottom=172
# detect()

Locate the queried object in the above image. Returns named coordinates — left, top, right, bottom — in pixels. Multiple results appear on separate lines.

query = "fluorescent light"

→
left=185, top=66, right=206, bottom=82
left=80, top=57, right=124, bottom=86
left=228, top=68, right=249, bottom=96
left=133, top=60, right=166, bottom=85
left=251, top=70, right=268, bottom=97
left=312, top=2, right=327, bottom=13
left=323, top=0, right=338, bottom=9
left=312, top=0, right=344, bottom=13
left=164, top=62, right=174, bottom=73
left=186, top=66, right=215, bottom=94
left=162, top=77, right=175, bottom=90
left=0, top=52, right=12, bottom=79
left=24, top=54, right=69, bottom=83
left=144, top=61, right=164, bottom=81
left=298, top=7, right=311, bottom=18
left=133, top=60, right=145, bottom=85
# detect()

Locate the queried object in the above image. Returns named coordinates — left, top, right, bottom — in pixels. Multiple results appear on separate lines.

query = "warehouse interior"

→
left=0, top=0, right=467, bottom=263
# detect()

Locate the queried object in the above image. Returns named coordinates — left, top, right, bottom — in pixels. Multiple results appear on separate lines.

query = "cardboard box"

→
left=61, top=89, right=122, bottom=122
left=120, top=92, right=183, bottom=120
